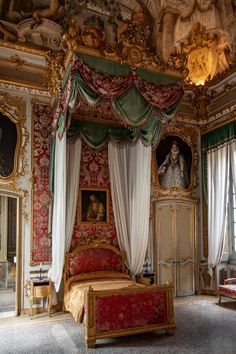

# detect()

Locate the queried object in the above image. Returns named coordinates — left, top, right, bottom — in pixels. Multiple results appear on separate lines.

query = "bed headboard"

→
left=64, top=243, right=126, bottom=283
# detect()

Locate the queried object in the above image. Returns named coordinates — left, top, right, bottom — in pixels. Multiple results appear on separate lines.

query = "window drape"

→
left=207, top=144, right=230, bottom=275
left=202, top=121, right=236, bottom=274
left=108, top=139, right=151, bottom=276
left=230, top=140, right=236, bottom=193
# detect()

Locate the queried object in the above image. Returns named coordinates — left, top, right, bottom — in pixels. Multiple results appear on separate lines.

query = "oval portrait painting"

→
left=156, top=135, right=192, bottom=189
left=0, top=112, right=18, bottom=179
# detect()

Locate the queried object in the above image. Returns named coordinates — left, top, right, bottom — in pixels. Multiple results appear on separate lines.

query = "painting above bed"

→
left=78, top=188, right=109, bottom=224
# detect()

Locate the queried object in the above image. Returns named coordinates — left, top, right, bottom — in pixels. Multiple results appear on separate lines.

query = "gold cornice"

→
left=72, top=46, right=184, bottom=78
left=0, top=40, right=45, bottom=57
left=0, top=78, right=49, bottom=94
left=200, top=112, right=236, bottom=134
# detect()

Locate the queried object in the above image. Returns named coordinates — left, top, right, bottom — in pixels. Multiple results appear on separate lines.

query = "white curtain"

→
left=230, top=140, right=236, bottom=192
left=65, top=138, right=82, bottom=252
left=49, top=135, right=81, bottom=292
left=108, top=139, right=151, bottom=276
left=207, top=144, right=230, bottom=276
left=48, top=132, right=67, bottom=292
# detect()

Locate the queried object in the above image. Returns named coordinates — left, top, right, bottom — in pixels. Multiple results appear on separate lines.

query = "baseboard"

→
left=21, top=303, right=62, bottom=316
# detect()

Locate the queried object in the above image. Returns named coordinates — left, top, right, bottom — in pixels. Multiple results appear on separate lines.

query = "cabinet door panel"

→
left=176, top=204, right=194, bottom=261
left=159, top=262, right=176, bottom=296
left=156, top=204, right=175, bottom=261
left=154, top=201, right=196, bottom=297
left=177, top=261, right=194, bottom=296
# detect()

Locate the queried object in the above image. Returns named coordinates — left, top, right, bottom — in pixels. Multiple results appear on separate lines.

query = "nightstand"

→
left=29, top=278, right=52, bottom=319
left=137, top=272, right=155, bottom=286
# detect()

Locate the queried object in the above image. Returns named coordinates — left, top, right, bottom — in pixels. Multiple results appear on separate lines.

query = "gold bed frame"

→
left=64, top=243, right=175, bottom=348
left=64, top=243, right=127, bottom=293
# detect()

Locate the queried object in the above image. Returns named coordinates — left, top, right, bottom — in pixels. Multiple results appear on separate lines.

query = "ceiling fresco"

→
left=0, top=0, right=235, bottom=94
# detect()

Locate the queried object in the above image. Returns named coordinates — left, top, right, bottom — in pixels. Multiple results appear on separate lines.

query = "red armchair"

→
left=218, top=278, right=236, bottom=304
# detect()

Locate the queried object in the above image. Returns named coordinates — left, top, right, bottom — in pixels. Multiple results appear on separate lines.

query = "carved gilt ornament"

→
left=174, top=22, right=232, bottom=85
left=152, top=124, right=199, bottom=201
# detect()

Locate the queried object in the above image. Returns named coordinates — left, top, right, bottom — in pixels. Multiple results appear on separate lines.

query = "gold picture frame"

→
left=0, top=110, right=19, bottom=180
left=0, top=93, right=28, bottom=186
left=155, top=135, right=192, bottom=190
left=78, top=187, right=109, bottom=225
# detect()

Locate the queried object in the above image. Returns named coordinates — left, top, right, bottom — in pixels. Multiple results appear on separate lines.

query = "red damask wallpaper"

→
left=71, top=142, right=118, bottom=249
left=31, top=102, right=52, bottom=263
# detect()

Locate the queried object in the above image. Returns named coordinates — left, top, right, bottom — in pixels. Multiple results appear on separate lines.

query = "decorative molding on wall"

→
left=0, top=80, right=51, bottom=98
left=0, top=82, right=50, bottom=97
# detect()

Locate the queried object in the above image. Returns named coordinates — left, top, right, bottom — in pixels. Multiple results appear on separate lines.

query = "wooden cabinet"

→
left=154, top=201, right=197, bottom=297
left=29, top=278, right=52, bottom=319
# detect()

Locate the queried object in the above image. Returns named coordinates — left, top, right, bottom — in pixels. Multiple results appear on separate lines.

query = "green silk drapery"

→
left=52, top=53, right=183, bottom=141
left=201, top=120, right=236, bottom=200
left=50, top=53, right=183, bottom=191
left=79, top=53, right=181, bottom=85
left=67, top=118, right=163, bottom=149
left=201, top=120, right=236, bottom=151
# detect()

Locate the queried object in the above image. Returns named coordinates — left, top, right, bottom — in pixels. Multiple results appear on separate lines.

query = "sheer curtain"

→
left=207, top=144, right=230, bottom=275
left=49, top=136, right=81, bottom=292
left=108, top=139, right=151, bottom=276
left=48, top=132, right=67, bottom=292
left=65, top=138, right=82, bottom=252
left=230, top=140, right=236, bottom=192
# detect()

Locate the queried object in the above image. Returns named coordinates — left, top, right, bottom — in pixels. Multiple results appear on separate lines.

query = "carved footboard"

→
left=85, top=283, right=175, bottom=348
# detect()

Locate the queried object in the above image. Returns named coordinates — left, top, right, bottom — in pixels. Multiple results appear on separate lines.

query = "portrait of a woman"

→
left=156, top=136, right=192, bottom=189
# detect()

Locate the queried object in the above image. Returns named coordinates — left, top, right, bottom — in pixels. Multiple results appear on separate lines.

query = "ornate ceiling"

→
left=0, top=0, right=236, bottom=129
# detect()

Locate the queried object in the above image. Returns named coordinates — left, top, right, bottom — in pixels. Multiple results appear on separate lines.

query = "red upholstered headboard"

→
left=64, top=243, right=126, bottom=281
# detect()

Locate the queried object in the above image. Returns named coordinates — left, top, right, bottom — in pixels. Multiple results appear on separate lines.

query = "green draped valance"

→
left=201, top=120, right=236, bottom=152
left=201, top=120, right=236, bottom=202
left=52, top=53, right=183, bottom=144
left=79, top=54, right=181, bottom=85
left=67, top=118, right=162, bottom=148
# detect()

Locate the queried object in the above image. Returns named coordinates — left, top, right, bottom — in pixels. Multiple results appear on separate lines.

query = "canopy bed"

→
left=64, top=242, right=175, bottom=348
left=47, top=48, right=184, bottom=347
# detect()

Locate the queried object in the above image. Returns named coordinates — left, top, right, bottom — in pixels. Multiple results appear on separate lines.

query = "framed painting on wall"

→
left=0, top=112, right=18, bottom=180
left=156, top=135, right=192, bottom=190
left=79, top=188, right=109, bottom=224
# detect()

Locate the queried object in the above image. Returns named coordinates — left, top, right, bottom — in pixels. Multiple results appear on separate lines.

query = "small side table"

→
left=137, top=272, right=155, bottom=286
left=29, top=278, right=52, bottom=319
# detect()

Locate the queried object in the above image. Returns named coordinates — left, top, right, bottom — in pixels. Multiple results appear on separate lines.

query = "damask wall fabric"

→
left=71, top=142, right=118, bottom=249
left=32, top=102, right=52, bottom=263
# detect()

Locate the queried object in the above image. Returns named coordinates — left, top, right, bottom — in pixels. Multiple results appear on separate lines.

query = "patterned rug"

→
left=0, top=298, right=236, bottom=354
